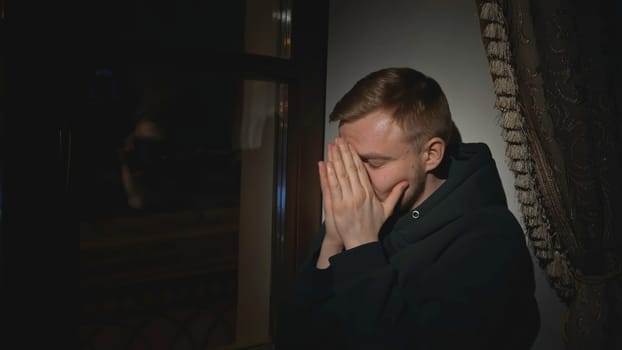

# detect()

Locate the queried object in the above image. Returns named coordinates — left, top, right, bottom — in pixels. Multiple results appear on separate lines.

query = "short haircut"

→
left=329, top=67, right=453, bottom=149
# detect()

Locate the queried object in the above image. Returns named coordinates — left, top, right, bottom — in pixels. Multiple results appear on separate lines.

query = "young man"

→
left=277, top=67, right=540, bottom=349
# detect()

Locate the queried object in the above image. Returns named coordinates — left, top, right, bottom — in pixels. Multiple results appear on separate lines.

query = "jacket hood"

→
left=383, top=142, right=508, bottom=251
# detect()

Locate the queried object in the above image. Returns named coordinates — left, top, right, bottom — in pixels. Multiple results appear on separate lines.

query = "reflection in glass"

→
left=245, top=0, right=292, bottom=58
left=235, top=80, right=279, bottom=347
left=79, top=67, right=286, bottom=349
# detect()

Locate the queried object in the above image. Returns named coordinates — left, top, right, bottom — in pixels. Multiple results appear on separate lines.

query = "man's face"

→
left=339, top=109, right=427, bottom=212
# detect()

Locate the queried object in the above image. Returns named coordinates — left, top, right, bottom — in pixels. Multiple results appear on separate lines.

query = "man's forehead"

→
left=339, top=131, right=409, bottom=160
left=339, top=115, right=402, bottom=140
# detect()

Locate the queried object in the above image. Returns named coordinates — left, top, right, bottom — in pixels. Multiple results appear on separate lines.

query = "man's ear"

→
left=422, top=137, right=446, bottom=172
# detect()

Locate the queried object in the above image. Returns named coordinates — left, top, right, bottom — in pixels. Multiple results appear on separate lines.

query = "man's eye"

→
left=366, top=161, right=384, bottom=169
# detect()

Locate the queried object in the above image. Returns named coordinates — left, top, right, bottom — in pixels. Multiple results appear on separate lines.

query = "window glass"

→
left=79, top=65, right=287, bottom=349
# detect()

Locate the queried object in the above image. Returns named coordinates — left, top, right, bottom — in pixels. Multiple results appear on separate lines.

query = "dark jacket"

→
left=277, top=143, right=540, bottom=350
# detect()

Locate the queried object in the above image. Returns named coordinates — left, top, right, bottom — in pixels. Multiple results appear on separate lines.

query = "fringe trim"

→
left=477, top=0, right=575, bottom=301
left=490, top=59, right=513, bottom=77
left=487, top=41, right=511, bottom=60
left=483, top=23, right=508, bottom=41
left=479, top=2, right=504, bottom=23
left=502, top=129, right=526, bottom=143
left=495, top=96, right=517, bottom=111
left=506, top=144, right=530, bottom=159
left=493, top=77, right=518, bottom=96
left=500, top=111, right=522, bottom=129
left=514, top=174, right=532, bottom=190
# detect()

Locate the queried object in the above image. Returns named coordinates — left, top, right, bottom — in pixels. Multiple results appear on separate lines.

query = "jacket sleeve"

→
left=275, top=225, right=348, bottom=350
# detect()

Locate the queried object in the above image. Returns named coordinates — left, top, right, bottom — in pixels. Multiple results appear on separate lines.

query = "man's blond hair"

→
left=330, top=67, right=454, bottom=149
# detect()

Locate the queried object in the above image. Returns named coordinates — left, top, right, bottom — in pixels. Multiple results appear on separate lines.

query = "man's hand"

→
left=320, top=138, right=408, bottom=250
left=316, top=142, right=345, bottom=269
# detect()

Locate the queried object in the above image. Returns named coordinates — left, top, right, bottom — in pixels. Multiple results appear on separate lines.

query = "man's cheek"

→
left=371, top=185, right=388, bottom=201
left=366, top=176, right=379, bottom=195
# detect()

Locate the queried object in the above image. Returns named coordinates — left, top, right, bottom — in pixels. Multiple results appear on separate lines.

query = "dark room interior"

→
left=1, top=0, right=621, bottom=349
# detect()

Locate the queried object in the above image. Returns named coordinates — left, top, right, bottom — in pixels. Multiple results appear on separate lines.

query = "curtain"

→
left=474, top=0, right=622, bottom=348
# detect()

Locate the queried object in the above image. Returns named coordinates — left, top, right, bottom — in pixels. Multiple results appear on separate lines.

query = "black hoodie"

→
left=277, top=142, right=540, bottom=350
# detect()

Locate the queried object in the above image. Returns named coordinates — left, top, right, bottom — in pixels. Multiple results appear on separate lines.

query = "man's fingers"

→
left=326, top=161, right=342, bottom=203
left=348, top=143, right=375, bottom=194
left=318, top=161, right=334, bottom=211
left=337, top=139, right=364, bottom=195
left=382, top=181, right=409, bottom=218
left=330, top=142, right=353, bottom=196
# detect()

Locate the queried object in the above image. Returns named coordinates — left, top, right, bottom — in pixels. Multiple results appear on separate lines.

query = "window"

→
left=78, top=1, right=327, bottom=349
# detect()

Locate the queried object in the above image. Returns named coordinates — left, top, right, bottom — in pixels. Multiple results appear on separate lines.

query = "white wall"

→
left=324, top=0, right=565, bottom=349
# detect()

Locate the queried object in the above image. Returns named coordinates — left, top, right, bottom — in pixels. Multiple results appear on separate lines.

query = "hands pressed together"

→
left=316, top=138, right=408, bottom=269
